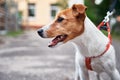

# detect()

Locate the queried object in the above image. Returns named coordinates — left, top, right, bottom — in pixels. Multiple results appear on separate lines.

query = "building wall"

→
left=16, top=0, right=59, bottom=28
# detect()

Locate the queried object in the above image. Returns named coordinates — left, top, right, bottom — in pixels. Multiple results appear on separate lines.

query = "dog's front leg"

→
left=72, top=43, right=89, bottom=80
left=79, top=65, right=89, bottom=80
left=75, top=51, right=89, bottom=80
left=96, top=73, right=101, bottom=80
left=107, top=68, right=120, bottom=80
left=75, top=61, right=79, bottom=80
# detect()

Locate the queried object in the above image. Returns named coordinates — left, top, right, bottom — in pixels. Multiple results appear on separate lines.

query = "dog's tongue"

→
left=48, top=41, right=58, bottom=47
left=48, top=35, right=67, bottom=47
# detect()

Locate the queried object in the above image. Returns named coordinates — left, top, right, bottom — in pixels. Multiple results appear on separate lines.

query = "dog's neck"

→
left=71, top=17, right=109, bottom=57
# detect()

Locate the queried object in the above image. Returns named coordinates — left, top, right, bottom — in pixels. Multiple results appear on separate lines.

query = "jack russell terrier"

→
left=37, top=4, right=120, bottom=80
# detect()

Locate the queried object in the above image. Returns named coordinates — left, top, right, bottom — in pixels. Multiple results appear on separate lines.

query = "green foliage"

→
left=6, top=30, right=23, bottom=37
left=95, top=0, right=111, bottom=24
left=18, top=11, right=22, bottom=19
left=85, top=0, right=97, bottom=24
left=114, top=0, right=120, bottom=16
left=85, top=0, right=112, bottom=25
left=85, top=0, right=120, bottom=25
left=55, top=0, right=68, bottom=10
left=112, top=33, right=120, bottom=40
left=101, top=30, right=108, bottom=36
left=85, top=0, right=120, bottom=38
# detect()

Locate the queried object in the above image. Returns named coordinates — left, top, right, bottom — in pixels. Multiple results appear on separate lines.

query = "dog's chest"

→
left=90, top=58, right=105, bottom=72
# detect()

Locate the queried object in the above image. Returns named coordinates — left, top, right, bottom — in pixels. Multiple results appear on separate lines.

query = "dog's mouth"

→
left=48, top=34, right=68, bottom=47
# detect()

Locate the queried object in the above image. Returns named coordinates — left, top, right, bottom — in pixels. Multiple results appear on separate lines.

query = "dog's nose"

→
left=37, top=29, right=44, bottom=37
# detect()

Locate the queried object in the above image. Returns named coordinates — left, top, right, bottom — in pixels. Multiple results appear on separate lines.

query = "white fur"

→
left=40, top=23, right=52, bottom=38
left=71, top=17, right=120, bottom=80
left=69, top=0, right=84, bottom=7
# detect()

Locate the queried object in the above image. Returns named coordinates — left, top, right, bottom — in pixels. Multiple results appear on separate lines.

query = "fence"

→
left=0, top=0, right=20, bottom=35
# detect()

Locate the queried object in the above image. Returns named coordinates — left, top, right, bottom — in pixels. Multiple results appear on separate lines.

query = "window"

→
left=51, top=9, right=56, bottom=17
left=50, top=4, right=59, bottom=20
left=28, top=3, right=35, bottom=19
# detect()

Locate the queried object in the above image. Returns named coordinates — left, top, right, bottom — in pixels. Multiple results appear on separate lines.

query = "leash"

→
left=85, top=0, right=117, bottom=71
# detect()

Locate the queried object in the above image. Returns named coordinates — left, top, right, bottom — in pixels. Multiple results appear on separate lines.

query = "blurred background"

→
left=0, top=0, right=120, bottom=80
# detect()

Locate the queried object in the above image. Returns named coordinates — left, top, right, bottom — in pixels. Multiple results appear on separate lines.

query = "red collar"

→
left=85, top=22, right=112, bottom=71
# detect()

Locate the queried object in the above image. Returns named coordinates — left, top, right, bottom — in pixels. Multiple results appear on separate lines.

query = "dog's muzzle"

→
left=37, top=29, right=44, bottom=38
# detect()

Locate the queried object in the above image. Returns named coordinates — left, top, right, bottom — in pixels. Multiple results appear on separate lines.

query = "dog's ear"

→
left=72, top=4, right=87, bottom=17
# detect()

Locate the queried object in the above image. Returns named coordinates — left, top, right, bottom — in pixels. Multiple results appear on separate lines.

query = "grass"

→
left=101, top=30, right=108, bottom=36
left=112, top=33, right=120, bottom=40
left=6, top=30, right=24, bottom=37
left=101, top=30, right=120, bottom=40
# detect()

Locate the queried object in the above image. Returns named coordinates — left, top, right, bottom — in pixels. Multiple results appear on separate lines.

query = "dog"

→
left=37, top=4, right=120, bottom=80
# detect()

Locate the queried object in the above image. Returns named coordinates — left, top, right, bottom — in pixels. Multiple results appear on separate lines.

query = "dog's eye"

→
left=57, top=17, right=64, bottom=22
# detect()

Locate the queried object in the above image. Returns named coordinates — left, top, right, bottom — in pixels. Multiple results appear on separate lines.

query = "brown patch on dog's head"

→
left=72, top=4, right=87, bottom=17
left=45, top=4, right=87, bottom=47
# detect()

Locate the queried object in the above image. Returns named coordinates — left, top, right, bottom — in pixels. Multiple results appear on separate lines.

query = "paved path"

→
left=0, top=30, right=120, bottom=80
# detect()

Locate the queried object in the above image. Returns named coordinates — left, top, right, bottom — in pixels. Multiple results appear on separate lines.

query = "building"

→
left=15, top=0, right=60, bottom=29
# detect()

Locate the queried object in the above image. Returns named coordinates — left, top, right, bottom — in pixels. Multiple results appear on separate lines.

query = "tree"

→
left=85, top=0, right=97, bottom=24
left=85, top=0, right=120, bottom=35
left=85, top=0, right=120, bottom=25
left=114, top=0, right=120, bottom=16
left=85, top=0, right=112, bottom=25
left=55, top=0, right=68, bottom=10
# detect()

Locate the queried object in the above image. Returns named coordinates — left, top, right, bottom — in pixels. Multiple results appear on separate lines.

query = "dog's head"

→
left=37, top=4, right=87, bottom=47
